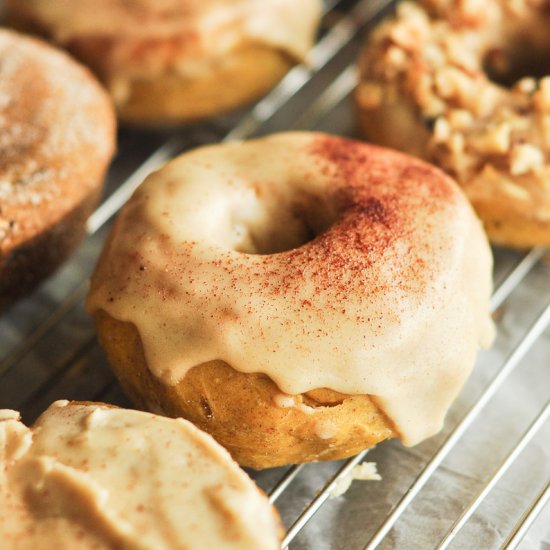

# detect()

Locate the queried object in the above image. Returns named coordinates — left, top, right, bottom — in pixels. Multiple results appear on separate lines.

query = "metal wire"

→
left=490, top=247, right=546, bottom=311
left=267, top=244, right=549, bottom=548
left=2, top=1, right=549, bottom=547
left=363, top=302, right=550, bottom=550
left=86, top=137, right=186, bottom=234
left=269, top=465, right=306, bottom=504
left=0, top=281, right=87, bottom=376
left=226, top=0, right=394, bottom=142
left=292, top=65, right=357, bottom=130
left=282, top=450, right=370, bottom=548
left=18, top=338, right=98, bottom=412
left=500, top=479, right=550, bottom=550
left=436, top=400, right=550, bottom=549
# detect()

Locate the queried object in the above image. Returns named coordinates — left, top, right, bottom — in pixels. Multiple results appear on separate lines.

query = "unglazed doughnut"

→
left=0, top=29, right=115, bottom=311
left=0, top=401, right=282, bottom=549
left=86, top=132, right=494, bottom=469
left=7, top=0, right=322, bottom=124
left=356, top=0, right=550, bottom=248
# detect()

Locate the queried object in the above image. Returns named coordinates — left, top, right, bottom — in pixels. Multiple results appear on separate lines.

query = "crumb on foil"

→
left=330, top=462, right=382, bottom=498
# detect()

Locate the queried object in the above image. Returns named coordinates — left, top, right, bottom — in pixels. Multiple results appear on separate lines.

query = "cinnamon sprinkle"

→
left=0, top=29, right=115, bottom=251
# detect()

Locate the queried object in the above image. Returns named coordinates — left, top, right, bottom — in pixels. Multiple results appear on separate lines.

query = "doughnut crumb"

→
left=330, top=462, right=382, bottom=498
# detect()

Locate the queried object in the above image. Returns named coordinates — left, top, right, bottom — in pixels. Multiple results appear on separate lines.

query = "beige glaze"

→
left=87, top=132, right=495, bottom=446
left=11, top=0, right=322, bottom=77
left=0, top=401, right=281, bottom=550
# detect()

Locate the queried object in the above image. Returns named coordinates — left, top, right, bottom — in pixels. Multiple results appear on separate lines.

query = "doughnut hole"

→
left=230, top=186, right=339, bottom=255
left=483, top=39, right=550, bottom=88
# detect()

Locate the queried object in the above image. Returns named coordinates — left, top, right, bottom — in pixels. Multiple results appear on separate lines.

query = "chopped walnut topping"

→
left=424, top=43, right=446, bottom=66
left=500, top=180, right=531, bottom=200
left=447, top=109, right=474, bottom=129
left=516, top=77, right=537, bottom=94
left=443, top=35, right=479, bottom=72
left=0, top=181, right=12, bottom=200
left=110, top=76, right=131, bottom=106
left=394, top=2, right=431, bottom=42
left=433, top=117, right=451, bottom=143
left=435, top=67, right=476, bottom=102
left=358, top=0, right=550, bottom=222
left=449, top=132, right=465, bottom=155
left=471, top=122, right=512, bottom=155
left=510, top=143, right=545, bottom=175
left=386, top=46, right=408, bottom=69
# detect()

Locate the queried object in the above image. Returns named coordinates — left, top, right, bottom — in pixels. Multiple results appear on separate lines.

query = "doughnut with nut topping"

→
left=356, top=0, right=550, bottom=248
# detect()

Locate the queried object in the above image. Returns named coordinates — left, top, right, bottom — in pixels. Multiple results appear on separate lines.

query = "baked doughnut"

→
left=0, top=29, right=115, bottom=311
left=86, top=132, right=495, bottom=469
left=0, top=401, right=282, bottom=549
left=7, top=0, right=322, bottom=125
left=355, top=0, right=550, bottom=248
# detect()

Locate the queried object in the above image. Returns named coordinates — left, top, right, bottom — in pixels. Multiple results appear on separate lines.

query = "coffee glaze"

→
left=9, top=0, right=322, bottom=80
left=0, top=401, right=281, bottom=549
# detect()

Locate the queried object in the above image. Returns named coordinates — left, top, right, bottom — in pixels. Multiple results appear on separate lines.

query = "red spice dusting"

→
left=226, top=133, right=456, bottom=319
left=357, top=197, right=388, bottom=226
left=90, top=132, right=466, bottom=366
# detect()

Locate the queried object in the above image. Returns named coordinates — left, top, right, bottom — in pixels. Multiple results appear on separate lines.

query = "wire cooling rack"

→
left=1, top=1, right=549, bottom=548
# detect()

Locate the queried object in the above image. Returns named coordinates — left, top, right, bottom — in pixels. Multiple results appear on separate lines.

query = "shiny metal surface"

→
left=1, top=1, right=549, bottom=548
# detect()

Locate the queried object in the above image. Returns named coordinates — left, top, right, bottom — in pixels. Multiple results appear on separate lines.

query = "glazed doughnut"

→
left=86, top=132, right=494, bottom=469
left=7, top=0, right=322, bottom=124
left=356, top=0, right=550, bottom=248
left=0, top=29, right=115, bottom=311
left=0, top=401, right=282, bottom=549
